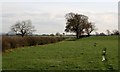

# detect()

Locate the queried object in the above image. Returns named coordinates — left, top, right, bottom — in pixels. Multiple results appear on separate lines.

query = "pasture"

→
left=2, top=36, right=118, bottom=70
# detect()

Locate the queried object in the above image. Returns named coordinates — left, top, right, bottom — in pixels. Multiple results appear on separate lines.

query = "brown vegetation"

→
left=2, top=36, right=65, bottom=52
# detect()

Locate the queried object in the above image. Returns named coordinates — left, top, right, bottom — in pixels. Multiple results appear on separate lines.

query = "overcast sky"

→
left=1, top=0, right=118, bottom=34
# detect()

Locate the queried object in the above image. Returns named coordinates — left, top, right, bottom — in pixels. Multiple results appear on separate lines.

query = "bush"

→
left=2, top=36, right=65, bottom=52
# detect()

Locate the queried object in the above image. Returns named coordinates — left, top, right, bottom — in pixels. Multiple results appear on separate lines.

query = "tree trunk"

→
left=21, top=33, right=25, bottom=37
left=87, top=33, right=90, bottom=36
left=76, top=31, right=79, bottom=39
left=21, top=34, right=24, bottom=37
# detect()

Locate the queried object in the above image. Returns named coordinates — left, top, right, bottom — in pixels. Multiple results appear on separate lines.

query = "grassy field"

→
left=2, top=36, right=118, bottom=70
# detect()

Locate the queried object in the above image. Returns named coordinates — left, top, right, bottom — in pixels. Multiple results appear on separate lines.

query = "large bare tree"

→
left=11, top=20, right=36, bottom=37
left=65, top=12, right=95, bottom=38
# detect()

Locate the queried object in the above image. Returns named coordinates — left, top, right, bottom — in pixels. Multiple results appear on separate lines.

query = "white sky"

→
left=0, top=0, right=119, bottom=35
left=0, top=0, right=119, bottom=2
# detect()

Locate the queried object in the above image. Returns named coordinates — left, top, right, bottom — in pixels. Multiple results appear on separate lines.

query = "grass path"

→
left=2, top=36, right=118, bottom=70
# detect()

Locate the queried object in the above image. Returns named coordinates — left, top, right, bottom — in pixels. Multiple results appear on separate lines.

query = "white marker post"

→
left=102, top=48, right=106, bottom=62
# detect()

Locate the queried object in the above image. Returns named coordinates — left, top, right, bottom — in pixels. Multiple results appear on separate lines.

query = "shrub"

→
left=2, top=36, right=65, bottom=52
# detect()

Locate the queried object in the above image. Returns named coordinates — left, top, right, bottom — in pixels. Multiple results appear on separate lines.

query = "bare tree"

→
left=85, top=22, right=95, bottom=36
left=95, top=32, right=99, bottom=36
left=65, top=12, right=89, bottom=39
left=56, top=32, right=61, bottom=36
left=106, top=29, right=111, bottom=36
left=11, top=20, right=36, bottom=37
left=65, top=12, right=95, bottom=38
left=112, top=29, right=119, bottom=35
left=63, top=33, right=65, bottom=36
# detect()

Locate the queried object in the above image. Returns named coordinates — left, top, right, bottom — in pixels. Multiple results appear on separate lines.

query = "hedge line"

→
left=2, top=36, right=65, bottom=52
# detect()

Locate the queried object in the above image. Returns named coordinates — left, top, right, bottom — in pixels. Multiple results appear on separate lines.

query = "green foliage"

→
left=2, top=36, right=118, bottom=70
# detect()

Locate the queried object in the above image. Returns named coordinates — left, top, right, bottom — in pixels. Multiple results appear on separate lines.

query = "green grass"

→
left=2, top=36, right=118, bottom=70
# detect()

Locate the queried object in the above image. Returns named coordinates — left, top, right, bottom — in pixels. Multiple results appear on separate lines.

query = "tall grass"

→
left=2, top=36, right=65, bottom=52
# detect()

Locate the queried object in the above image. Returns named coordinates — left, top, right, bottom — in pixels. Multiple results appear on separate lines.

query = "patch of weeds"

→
left=65, top=65, right=68, bottom=69
left=49, top=65, right=58, bottom=67
left=80, top=53, right=84, bottom=55
left=62, top=56, right=65, bottom=58
left=94, top=66, right=98, bottom=69
left=75, top=66, right=80, bottom=69
left=88, top=61, right=94, bottom=63
left=103, top=61, right=114, bottom=70
left=45, top=67, right=49, bottom=70
left=24, top=65, right=35, bottom=69
left=106, top=64, right=114, bottom=70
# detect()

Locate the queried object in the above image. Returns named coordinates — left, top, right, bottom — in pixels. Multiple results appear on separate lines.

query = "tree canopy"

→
left=65, top=12, right=95, bottom=38
left=11, top=20, right=36, bottom=37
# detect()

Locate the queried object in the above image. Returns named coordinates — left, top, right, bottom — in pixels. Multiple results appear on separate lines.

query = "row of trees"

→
left=106, top=29, right=119, bottom=35
left=10, top=12, right=95, bottom=38
left=10, top=12, right=119, bottom=38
